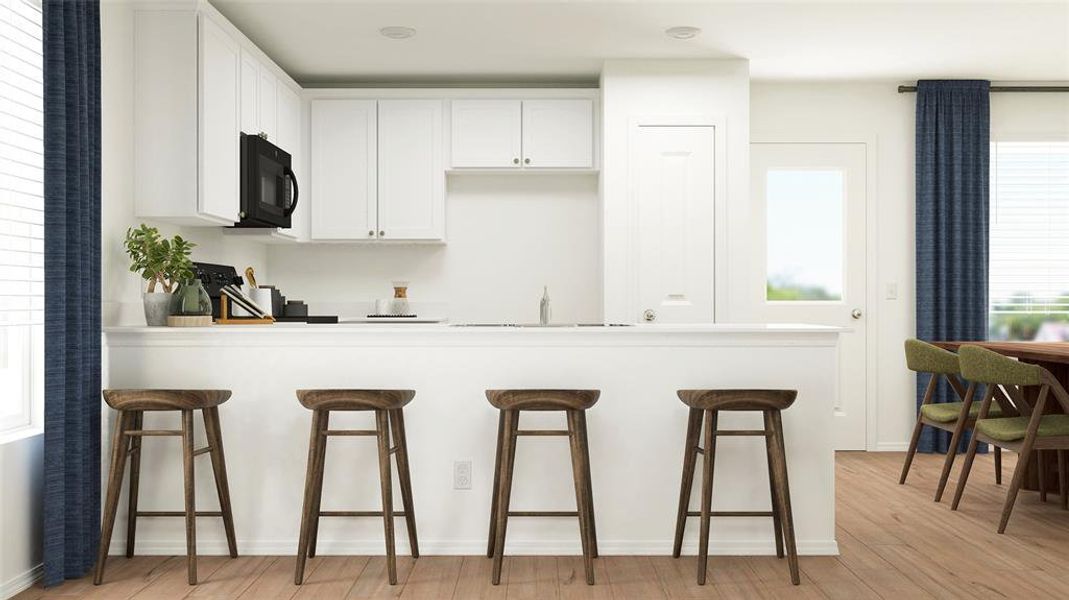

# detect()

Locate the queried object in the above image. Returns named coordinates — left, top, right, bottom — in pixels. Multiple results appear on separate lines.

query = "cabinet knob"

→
left=524, top=158, right=531, bottom=165
left=643, top=309, right=656, bottom=322
left=368, top=230, right=374, bottom=237
left=379, top=230, right=385, bottom=237
left=513, top=158, right=520, bottom=165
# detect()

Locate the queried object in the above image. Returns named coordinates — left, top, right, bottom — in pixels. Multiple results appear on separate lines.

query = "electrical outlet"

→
left=453, top=460, right=472, bottom=490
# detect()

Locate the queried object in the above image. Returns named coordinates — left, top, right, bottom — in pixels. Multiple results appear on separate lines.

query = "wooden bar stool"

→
left=486, top=389, right=600, bottom=586
left=294, top=389, right=419, bottom=586
left=672, top=389, right=799, bottom=586
left=94, top=389, right=237, bottom=586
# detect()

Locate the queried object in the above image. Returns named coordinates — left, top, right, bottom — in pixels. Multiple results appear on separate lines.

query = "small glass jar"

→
left=171, top=278, right=212, bottom=316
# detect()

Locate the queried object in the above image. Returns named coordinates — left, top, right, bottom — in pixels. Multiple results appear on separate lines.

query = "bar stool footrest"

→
left=135, top=511, right=224, bottom=517
left=507, top=510, right=580, bottom=517
left=318, top=510, right=408, bottom=517
left=685, top=510, right=776, bottom=518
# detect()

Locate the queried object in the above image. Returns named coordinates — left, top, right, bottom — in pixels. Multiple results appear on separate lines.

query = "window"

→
left=0, top=0, right=43, bottom=439
left=766, top=169, right=845, bottom=301
left=989, top=141, right=1069, bottom=341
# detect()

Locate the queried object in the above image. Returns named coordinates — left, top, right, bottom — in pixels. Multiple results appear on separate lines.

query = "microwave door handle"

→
left=283, top=166, right=299, bottom=217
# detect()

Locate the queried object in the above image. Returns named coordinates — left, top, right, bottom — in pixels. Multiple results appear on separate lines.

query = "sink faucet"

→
left=539, top=286, right=551, bottom=326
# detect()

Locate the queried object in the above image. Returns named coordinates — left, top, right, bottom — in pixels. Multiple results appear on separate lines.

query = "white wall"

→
left=0, top=436, right=43, bottom=597
left=266, top=174, right=602, bottom=324
left=600, top=59, right=750, bottom=323
left=750, top=82, right=1069, bottom=450
left=101, top=0, right=271, bottom=327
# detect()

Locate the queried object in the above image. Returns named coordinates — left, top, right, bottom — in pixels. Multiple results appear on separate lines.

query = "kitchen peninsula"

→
left=102, top=323, right=840, bottom=557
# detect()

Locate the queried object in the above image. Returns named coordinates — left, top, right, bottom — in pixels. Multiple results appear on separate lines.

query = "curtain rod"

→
left=898, top=85, right=1069, bottom=93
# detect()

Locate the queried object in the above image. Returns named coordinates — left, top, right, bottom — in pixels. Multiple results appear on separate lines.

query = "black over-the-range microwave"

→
left=234, top=133, right=298, bottom=229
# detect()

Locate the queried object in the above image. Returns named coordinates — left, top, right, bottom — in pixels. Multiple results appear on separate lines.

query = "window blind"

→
left=989, top=141, right=1069, bottom=314
left=0, top=0, right=43, bottom=327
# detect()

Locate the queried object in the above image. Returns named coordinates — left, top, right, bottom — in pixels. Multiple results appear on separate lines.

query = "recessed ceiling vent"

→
left=665, top=26, right=701, bottom=40
left=380, top=26, right=417, bottom=40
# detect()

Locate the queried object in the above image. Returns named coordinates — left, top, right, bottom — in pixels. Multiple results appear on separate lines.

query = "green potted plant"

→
left=124, top=224, right=196, bottom=326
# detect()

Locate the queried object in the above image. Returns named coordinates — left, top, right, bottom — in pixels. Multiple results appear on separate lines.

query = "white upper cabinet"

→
left=450, top=99, right=522, bottom=168
left=196, top=13, right=240, bottom=224
left=239, top=50, right=259, bottom=135
left=450, top=98, right=594, bottom=169
left=274, top=84, right=304, bottom=240
left=521, top=99, right=593, bottom=169
left=258, top=69, right=278, bottom=141
left=378, top=100, right=445, bottom=240
left=310, top=100, right=378, bottom=240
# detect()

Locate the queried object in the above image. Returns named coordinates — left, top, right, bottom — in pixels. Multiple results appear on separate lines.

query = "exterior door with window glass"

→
left=750, top=143, right=868, bottom=450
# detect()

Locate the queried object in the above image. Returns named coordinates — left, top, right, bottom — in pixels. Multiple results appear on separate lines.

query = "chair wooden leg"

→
left=763, top=411, right=785, bottom=559
left=950, top=436, right=982, bottom=511
left=697, top=409, right=717, bottom=585
left=181, top=409, right=198, bottom=585
left=375, top=410, right=398, bottom=585
left=202, top=407, right=237, bottom=558
left=999, top=441, right=1037, bottom=534
left=934, top=416, right=970, bottom=502
left=1059, top=450, right=1068, bottom=510
left=567, top=411, right=595, bottom=585
left=491, top=410, right=518, bottom=585
left=995, top=446, right=1003, bottom=485
left=673, top=408, right=703, bottom=559
left=576, top=410, right=598, bottom=559
left=487, top=410, right=506, bottom=558
left=125, top=410, right=144, bottom=558
left=306, top=410, right=330, bottom=558
left=390, top=409, right=419, bottom=558
left=769, top=410, right=800, bottom=585
left=1038, top=450, right=1048, bottom=503
left=899, top=417, right=926, bottom=485
left=93, top=411, right=132, bottom=585
left=295, top=409, right=324, bottom=585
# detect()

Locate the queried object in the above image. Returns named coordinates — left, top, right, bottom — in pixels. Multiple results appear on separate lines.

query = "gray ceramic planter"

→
left=142, top=291, right=173, bottom=326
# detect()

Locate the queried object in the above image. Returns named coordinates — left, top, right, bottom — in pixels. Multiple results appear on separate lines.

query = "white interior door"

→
left=633, top=125, right=715, bottom=324
left=750, top=142, right=868, bottom=450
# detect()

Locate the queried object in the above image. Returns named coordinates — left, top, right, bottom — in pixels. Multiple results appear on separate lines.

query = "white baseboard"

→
left=2, top=563, right=42, bottom=600
left=115, top=538, right=839, bottom=557
left=874, top=442, right=908, bottom=452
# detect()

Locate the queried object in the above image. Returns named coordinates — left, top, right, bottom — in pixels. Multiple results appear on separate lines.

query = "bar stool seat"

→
left=295, top=389, right=419, bottom=587
left=94, top=389, right=237, bottom=586
left=296, top=389, right=415, bottom=410
left=672, top=388, right=800, bottom=586
left=485, top=389, right=599, bottom=411
left=486, top=388, right=600, bottom=586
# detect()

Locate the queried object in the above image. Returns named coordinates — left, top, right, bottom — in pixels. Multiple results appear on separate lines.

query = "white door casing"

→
left=750, top=142, right=868, bottom=450
left=632, top=125, right=716, bottom=324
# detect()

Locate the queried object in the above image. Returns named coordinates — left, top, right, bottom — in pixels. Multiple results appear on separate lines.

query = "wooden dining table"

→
left=934, top=341, right=1069, bottom=492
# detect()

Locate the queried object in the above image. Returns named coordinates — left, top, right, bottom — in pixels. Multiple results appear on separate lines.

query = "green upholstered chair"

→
left=901, top=339, right=1005, bottom=502
left=952, top=345, right=1069, bottom=533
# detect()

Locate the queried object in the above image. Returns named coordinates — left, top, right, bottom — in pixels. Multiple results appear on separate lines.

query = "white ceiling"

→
left=211, top=0, right=1069, bottom=86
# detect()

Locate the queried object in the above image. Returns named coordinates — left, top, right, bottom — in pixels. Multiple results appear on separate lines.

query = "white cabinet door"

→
left=378, top=100, right=444, bottom=240
left=275, top=84, right=303, bottom=239
left=239, top=50, right=259, bottom=135
left=633, top=125, right=715, bottom=323
left=310, top=99, right=377, bottom=240
left=521, top=99, right=593, bottom=168
left=258, top=69, right=277, bottom=141
left=450, top=99, right=521, bottom=168
left=197, top=14, right=240, bottom=224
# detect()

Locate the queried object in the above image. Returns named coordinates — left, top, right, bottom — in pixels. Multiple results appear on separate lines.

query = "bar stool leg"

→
left=567, top=410, right=595, bottom=585
left=994, top=446, right=1002, bottom=485
left=1059, top=450, right=1068, bottom=510
left=93, top=410, right=133, bottom=585
left=125, top=410, right=144, bottom=558
left=763, top=411, right=784, bottom=559
left=487, top=410, right=506, bottom=558
left=673, top=408, right=703, bottom=558
left=390, top=408, right=420, bottom=558
left=181, top=409, right=198, bottom=585
left=307, top=411, right=330, bottom=558
left=697, top=409, right=718, bottom=585
left=295, top=409, right=324, bottom=585
left=491, top=410, right=518, bottom=585
left=769, top=410, right=799, bottom=585
left=1039, top=450, right=1048, bottom=503
left=202, top=407, right=238, bottom=558
left=375, top=409, right=398, bottom=585
left=576, top=410, right=598, bottom=559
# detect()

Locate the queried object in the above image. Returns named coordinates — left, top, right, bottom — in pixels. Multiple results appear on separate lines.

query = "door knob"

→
left=643, top=309, right=656, bottom=322
left=851, top=308, right=863, bottom=320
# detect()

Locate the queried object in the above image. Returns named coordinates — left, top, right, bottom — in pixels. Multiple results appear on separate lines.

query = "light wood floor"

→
left=16, top=451, right=1069, bottom=599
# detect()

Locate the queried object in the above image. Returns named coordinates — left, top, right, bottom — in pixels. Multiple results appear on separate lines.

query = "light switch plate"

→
left=885, top=282, right=898, bottom=300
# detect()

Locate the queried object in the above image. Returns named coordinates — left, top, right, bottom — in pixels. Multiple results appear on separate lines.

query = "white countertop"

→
left=105, top=322, right=842, bottom=334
